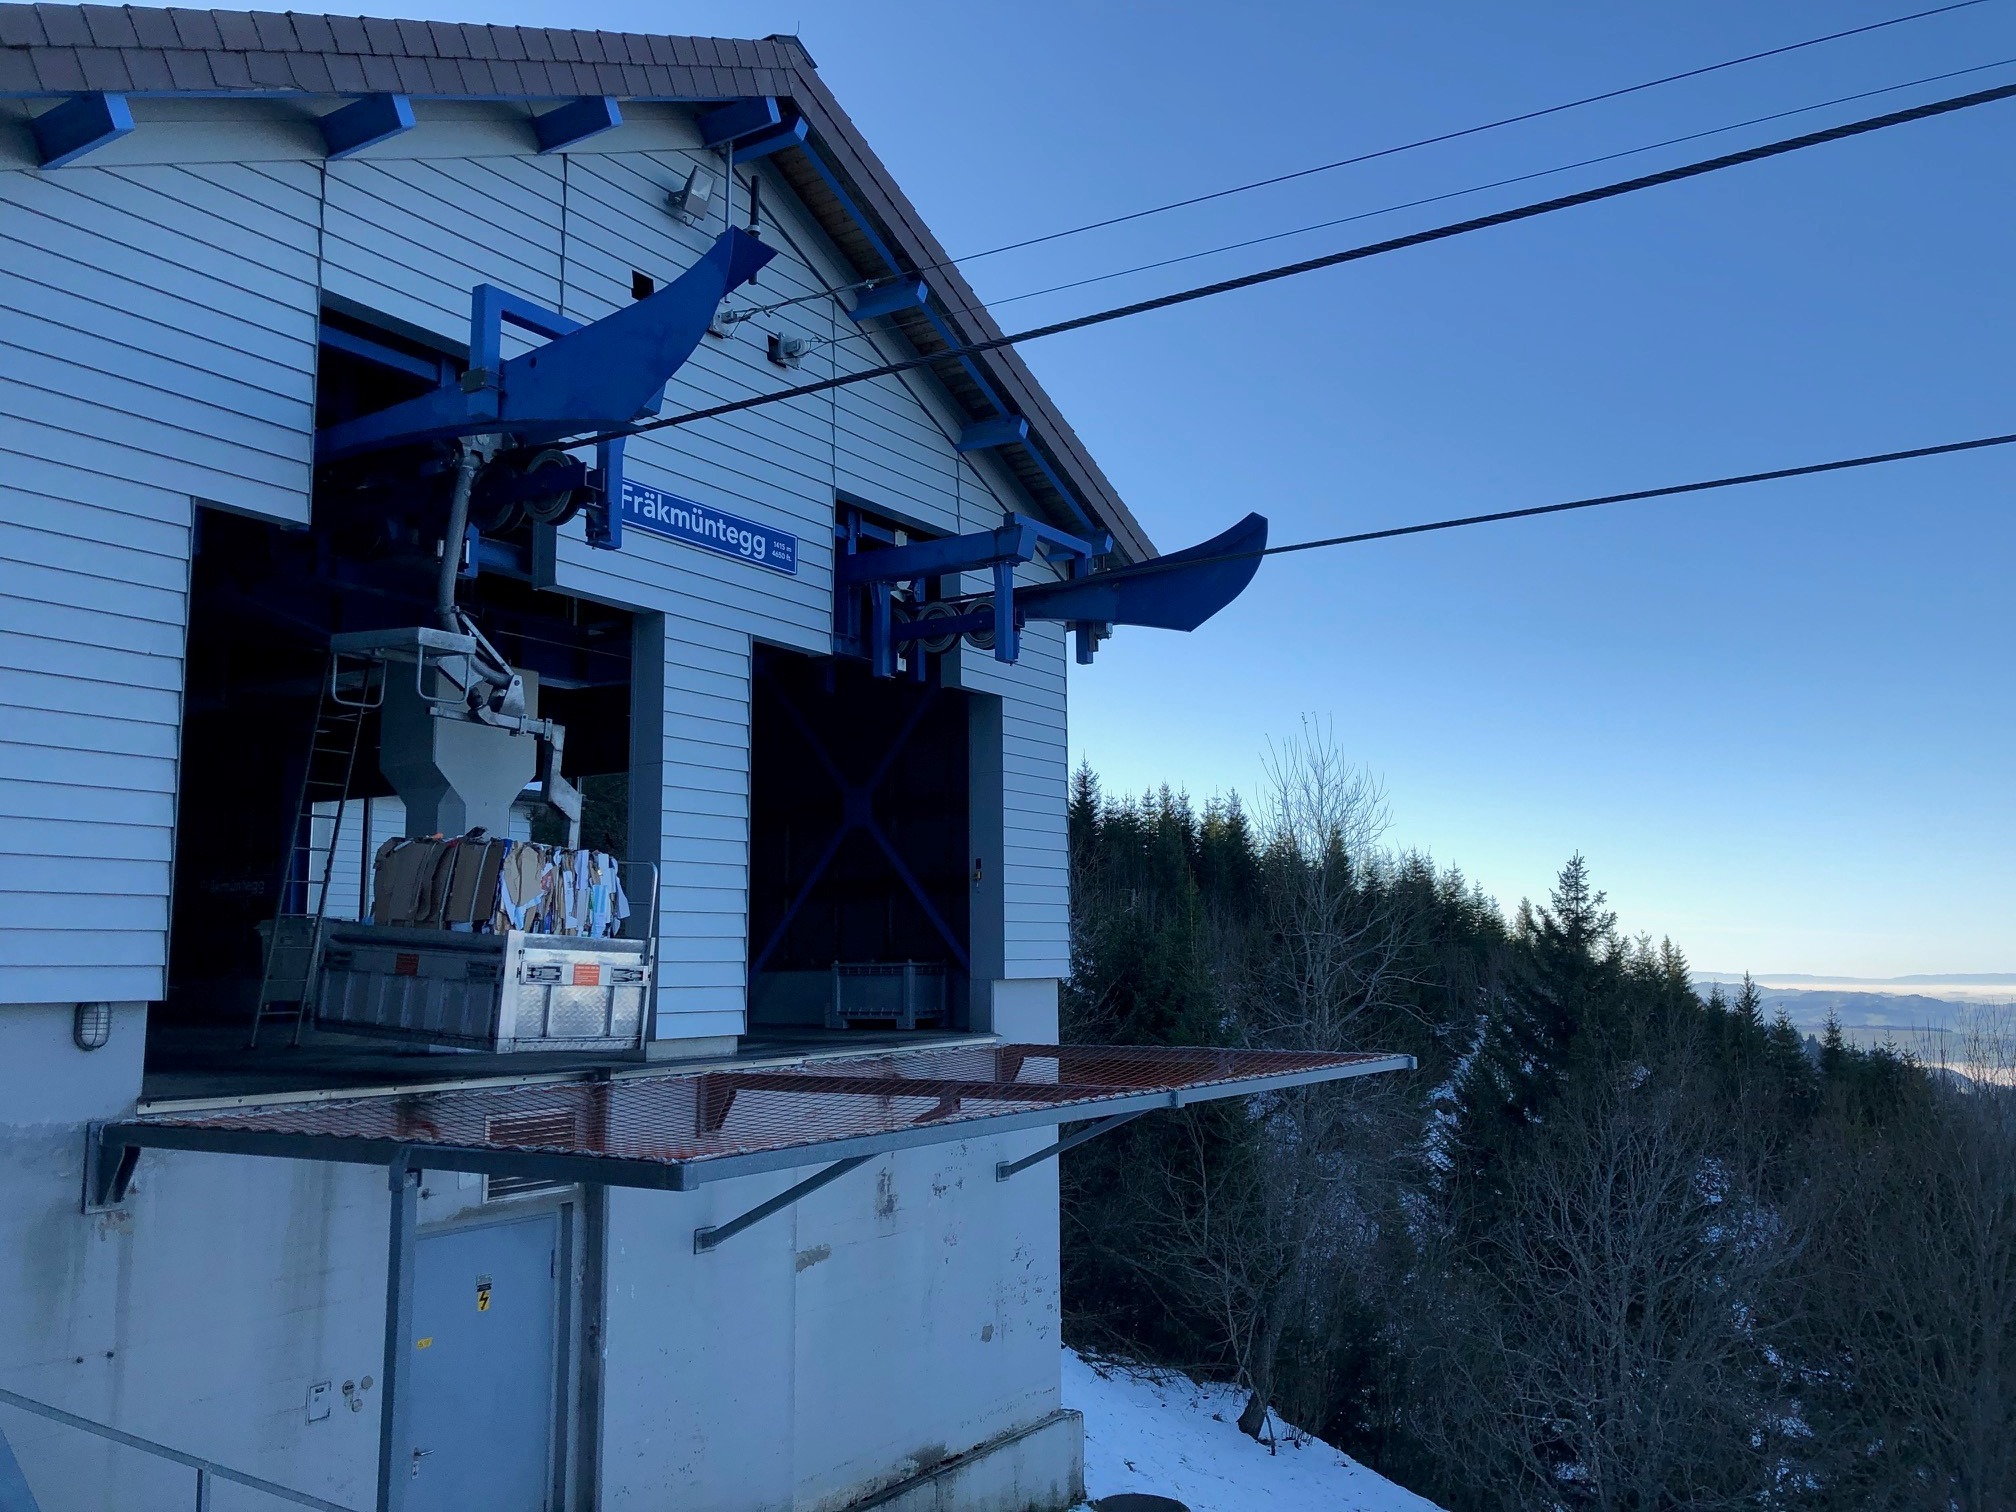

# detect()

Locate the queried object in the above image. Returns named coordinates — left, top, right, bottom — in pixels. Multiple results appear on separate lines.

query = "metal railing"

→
left=0, top=1385, right=357, bottom=1512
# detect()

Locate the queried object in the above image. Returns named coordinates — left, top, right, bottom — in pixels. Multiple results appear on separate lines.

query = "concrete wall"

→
left=600, top=1134, right=1065, bottom=1512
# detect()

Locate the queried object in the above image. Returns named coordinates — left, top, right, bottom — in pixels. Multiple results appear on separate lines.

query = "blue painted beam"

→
left=956, top=415, right=1029, bottom=453
left=696, top=96, right=780, bottom=147
left=31, top=92, right=132, bottom=169
left=849, top=278, right=929, bottom=323
left=319, top=93, right=414, bottom=159
left=533, top=96, right=621, bottom=153
left=730, top=116, right=808, bottom=162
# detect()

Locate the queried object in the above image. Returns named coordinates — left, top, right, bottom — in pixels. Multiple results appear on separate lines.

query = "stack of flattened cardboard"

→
left=370, top=834, right=507, bottom=930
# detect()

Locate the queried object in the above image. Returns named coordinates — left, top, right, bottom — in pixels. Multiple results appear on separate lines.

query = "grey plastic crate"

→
left=826, top=961, right=948, bottom=1030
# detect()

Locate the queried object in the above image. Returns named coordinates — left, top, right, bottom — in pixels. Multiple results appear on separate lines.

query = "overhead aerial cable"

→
left=796, top=51, right=2016, bottom=346
left=721, top=0, right=1995, bottom=321
left=587, top=76, right=2016, bottom=447
left=1093, top=431, right=2016, bottom=582
left=943, top=0, right=1997, bottom=269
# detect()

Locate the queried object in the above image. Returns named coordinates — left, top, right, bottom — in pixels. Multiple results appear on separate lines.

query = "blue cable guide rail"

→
left=619, top=480, right=799, bottom=575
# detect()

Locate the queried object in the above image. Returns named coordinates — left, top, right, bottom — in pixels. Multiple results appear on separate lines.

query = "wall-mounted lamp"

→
left=74, top=1001, right=112, bottom=1051
left=668, top=165, right=716, bottom=225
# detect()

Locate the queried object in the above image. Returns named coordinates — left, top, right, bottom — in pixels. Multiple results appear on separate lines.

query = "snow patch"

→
left=1062, top=1349, right=1444, bottom=1511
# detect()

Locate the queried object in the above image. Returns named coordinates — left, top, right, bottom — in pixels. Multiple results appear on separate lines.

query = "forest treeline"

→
left=1060, top=730, right=2016, bottom=1512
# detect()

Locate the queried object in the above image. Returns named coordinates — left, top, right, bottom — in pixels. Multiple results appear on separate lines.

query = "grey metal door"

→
left=406, top=1211, right=560, bottom=1511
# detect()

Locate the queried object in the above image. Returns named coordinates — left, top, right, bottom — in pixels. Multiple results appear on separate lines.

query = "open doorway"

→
left=150, top=307, right=636, bottom=1093
left=746, top=646, right=974, bottom=1035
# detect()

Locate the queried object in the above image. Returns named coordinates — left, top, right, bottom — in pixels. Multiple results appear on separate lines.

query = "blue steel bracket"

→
left=319, top=93, right=414, bottom=158
left=839, top=514, right=1108, bottom=673
left=32, top=92, right=132, bottom=169
left=316, top=227, right=776, bottom=463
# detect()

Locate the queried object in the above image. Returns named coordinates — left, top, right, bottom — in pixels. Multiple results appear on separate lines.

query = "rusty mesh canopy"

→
left=112, top=1044, right=1412, bottom=1190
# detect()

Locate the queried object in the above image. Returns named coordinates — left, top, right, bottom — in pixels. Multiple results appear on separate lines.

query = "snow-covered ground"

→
left=1062, top=1349, right=1444, bottom=1512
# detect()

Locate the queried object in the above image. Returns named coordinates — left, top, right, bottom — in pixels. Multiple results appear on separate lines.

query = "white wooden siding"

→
left=0, top=116, right=1080, bottom=1018
left=0, top=486, right=188, bottom=1004
left=631, top=612, right=752, bottom=1041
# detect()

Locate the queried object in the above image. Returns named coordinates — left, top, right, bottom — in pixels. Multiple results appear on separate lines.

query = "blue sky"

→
left=353, top=1, right=2014, bottom=974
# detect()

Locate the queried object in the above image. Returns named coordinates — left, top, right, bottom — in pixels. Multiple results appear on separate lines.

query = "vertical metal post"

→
left=376, top=1155, right=419, bottom=1512
left=192, top=1467, right=211, bottom=1511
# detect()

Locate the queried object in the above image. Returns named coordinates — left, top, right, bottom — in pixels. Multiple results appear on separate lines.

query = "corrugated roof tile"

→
left=454, top=56, right=491, bottom=94
left=33, top=3, right=89, bottom=45
left=0, top=6, right=48, bottom=46
left=164, top=7, right=219, bottom=49
left=248, top=12, right=296, bottom=50
left=78, top=5, right=137, bottom=47
left=666, top=34, right=699, bottom=66
left=289, top=10, right=334, bottom=51
left=127, top=6, right=178, bottom=46
left=323, top=48, right=365, bottom=91
left=28, top=43, right=85, bottom=88
left=244, top=49, right=290, bottom=86
left=487, top=55, right=523, bottom=94
left=416, top=55, right=453, bottom=91
left=569, top=28, right=602, bottom=63
left=119, top=45, right=174, bottom=89
left=543, top=27, right=578, bottom=63
left=391, top=18, right=430, bottom=56
left=510, top=25, right=549, bottom=61
left=286, top=50, right=331, bottom=92
left=73, top=44, right=132, bottom=88
left=356, top=51, right=398, bottom=90
left=160, top=46, right=216, bottom=88
left=210, top=9, right=260, bottom=49
left=492, top=24, right=525, bottom=61
left=513, top=56, right=551, bottom=94
left=358, top=14, right=400, bottom=54
left=642, top=33, right=676, bottom=65
left=619, top=62, right=648, bottom=96
left=616, top=32, right=649, bottom=65
left=462, top=22, right=496, bottom=59
left=323, top=12, right=368, bottom=52
left=0, top=45, right=39, bottom=88
left=424, top=20, right=460, bottom=57
left=389, top=52, right=428, bottom=91
left=0, top=45, right=36, bottom=88
left=204, top=43, right=249, bottom=85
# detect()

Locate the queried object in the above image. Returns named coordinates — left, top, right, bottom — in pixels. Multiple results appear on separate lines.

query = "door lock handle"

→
left=410, top=1447, right=433, bottom=1478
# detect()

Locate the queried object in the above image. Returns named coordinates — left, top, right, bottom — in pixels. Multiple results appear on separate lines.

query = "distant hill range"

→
left=1691, top=973, right=2016, bottom=1056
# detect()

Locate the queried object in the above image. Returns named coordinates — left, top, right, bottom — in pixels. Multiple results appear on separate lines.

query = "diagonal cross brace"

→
left=749, top=682, right=969, bottom=975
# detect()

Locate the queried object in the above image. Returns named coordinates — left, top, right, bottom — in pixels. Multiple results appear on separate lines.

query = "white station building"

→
left=0, top=12, right=1406, bottom=1511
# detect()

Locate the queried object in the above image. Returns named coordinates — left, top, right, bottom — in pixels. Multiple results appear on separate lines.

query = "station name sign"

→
left=618, top=481, right=798, bottom=575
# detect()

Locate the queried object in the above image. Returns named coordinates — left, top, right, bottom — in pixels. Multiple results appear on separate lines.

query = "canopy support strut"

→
left=996, top=1111, right=1144, bottom=1181
left=694, top=1155, right=872, bottom=1253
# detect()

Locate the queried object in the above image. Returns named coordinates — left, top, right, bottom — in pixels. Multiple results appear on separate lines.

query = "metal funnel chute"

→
left=1015, top=511, right=1267, bottom=633
left=318, top=227, right=778, bottom=462
left=838, top=507, right=1268, bottom=675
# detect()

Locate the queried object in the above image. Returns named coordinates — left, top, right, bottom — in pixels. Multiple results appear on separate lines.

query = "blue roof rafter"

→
left=533, top=96, right=621, bottom=153
left=318, top=93, right=414, bottom=159
left=697, top=96, right=781, bottom=146
left=732, top=116, right=809, bottom=163
left=31, top=92, right=132, bottom=169
left=790, top=135, right=1102, bottom=535
left=957, top=415, right=1028, bottom=453
left=850, top=278, right=930, bottom=323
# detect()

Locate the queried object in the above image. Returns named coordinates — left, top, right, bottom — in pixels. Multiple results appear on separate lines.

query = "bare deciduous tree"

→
left=1415, top=1066, right=1789, bottom=1510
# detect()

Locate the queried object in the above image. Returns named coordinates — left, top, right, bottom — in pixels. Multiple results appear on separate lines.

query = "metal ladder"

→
left=248, top=649, right=384, bottom=1048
